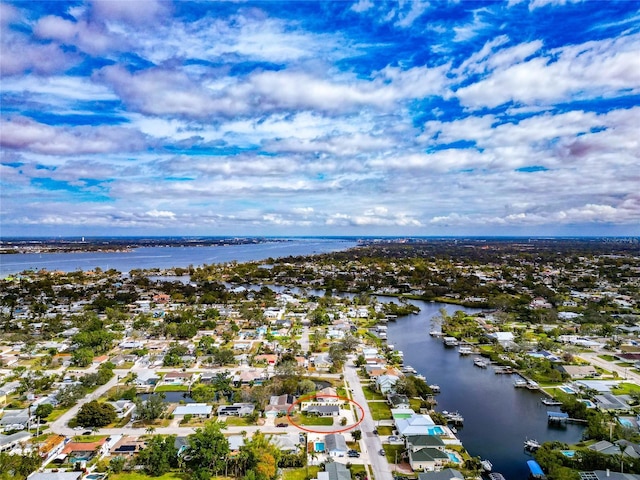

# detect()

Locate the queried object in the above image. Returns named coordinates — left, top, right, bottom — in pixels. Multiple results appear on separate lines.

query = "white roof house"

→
left=396, top=414, right=436, bottom=436
left=173, top=404, right=213, bottom=417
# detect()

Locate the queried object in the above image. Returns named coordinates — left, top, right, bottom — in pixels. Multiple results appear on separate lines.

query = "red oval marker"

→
left=286, top=393, right=365, bottom=434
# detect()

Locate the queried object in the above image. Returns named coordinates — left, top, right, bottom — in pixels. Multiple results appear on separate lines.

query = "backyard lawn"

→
left=367, top=401, right=392, bottom=420
left=362, top=385, right=385, bottom=401
left=282, top=467, right=320, bottom=480
left=290, top=414, right=334, bottom=426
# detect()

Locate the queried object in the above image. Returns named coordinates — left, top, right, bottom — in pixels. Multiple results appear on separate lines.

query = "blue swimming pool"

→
left=427, top=426, right=445, bottom=435
left=448, top=452, right=460, bottom=463
left=559, top=386, right=576, bottom=394
left=619, top=418, right=634, bottom=428
left=561, top=450, right=575, bottom=458
left=315, top=442, right=325, bottom=452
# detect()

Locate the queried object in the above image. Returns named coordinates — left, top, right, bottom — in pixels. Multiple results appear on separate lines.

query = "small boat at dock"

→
left=488, top=473, right=505, bottom=480
left=429, top=384, right=440, bottom=393
left=443, top=336, right=459, bottom=347
left=458, top=345, right=473, bottom=355
left=524, top=438, right=541, bottom=451
left=474, top=358, right=488, bottom=368
left=541, top=397, right=562, bottom=406
left=429, top=330, right=442, bottom=337
left=481, top=459, right=493, bottom=472
left=514, top=379, right=528, bottom=388
left=494, top=366, right=515, bottom=374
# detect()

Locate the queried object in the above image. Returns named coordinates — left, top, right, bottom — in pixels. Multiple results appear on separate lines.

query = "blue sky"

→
left=1, top=0, right=639, bottom=237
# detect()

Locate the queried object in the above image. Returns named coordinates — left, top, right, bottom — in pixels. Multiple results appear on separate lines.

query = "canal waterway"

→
left=0, top=238, right=357, bottom=276
left=386, top=302, right=584, bottom=480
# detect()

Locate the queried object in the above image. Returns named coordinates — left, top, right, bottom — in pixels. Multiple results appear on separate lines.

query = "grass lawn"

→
left=598, top=354, right=617, bottom=361
left=381, top=444, right=405, bottom=464
left=611, top=383, right=640, bottom=395
left=409, top=398, right=422, bottom=411
left=282, top=466, right=320, bottom=480
left=376, top=426, right=393, bottom=436
left=224, top=416, right=257, bottom=426
left=154, top=385, right=189, bottom=392
left=47, top=408, right=67, bottom=421
left=362, top=386, right=385, bottom=401
left=292, top=414, right=334, bottom=426
left=367, top=402, right=392, bottom=421
left=350, top=465, right=367, bottom=480
left=73, top=435, right=108, bottom=442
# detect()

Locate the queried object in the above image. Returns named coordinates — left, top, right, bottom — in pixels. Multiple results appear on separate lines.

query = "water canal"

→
left=385, top=301, right=584, bottom=480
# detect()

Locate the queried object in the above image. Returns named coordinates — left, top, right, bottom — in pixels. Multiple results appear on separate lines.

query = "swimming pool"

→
left=561, top=450, right=575, bottom=458
left=314, top=442, right=325, bottom=452
left=619, top=418, right=634, bottom=428
left=559, top=386, right=576, bottom=394
left=448, top=452, right=460, bottom=463
left=427, top=426, right=446, bottom=436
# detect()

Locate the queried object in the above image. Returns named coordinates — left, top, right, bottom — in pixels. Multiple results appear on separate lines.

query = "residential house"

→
left=376, top=374, right=399, bottom=394
left=0, top=431, right=32, bottom=452
left=233, top=369, right=266, bottom=386
left=217, top=403, right=255, bottom=417
left=324, top=462, right=351, bottom=480
left=409, top=447, right=450, bottom=472
left=395, top=414, right=436, bottom=437
left=324, top=433, right=348, bottom=457
left=27, top=473, right=82, bottom=480
left=269, top=433, right=300, bottom=453
left=173, top=403, right=212, bottom=418
left=107, top=400, right=136, bottom=419
left=0, top=409, right=33, bottom=432
left=265, top=394, right=295, bottom=418
left=311, top=353, right=332, bottom=370
left=418, top=469, right=465, bottom=480
left=387, top=393, right=410, bottom=409
left=306, top=405, right=339, bottom=416
left=406, top=435, right=447, bottom=452
left=557, top=365, right=598, bottom=379
left=133, top=370, right=159, bottom=386
left=162, top=371, right=194, bottom=385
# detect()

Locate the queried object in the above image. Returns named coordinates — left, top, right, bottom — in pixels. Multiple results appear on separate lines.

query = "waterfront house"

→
left=162, top=371, right=194, bottom=385
left=557, top=365, right=598, bottom=379
left=376, top=374, right=399, bottom=394
left=387, top=393, right=410, bottom=409
left=418, top=469, right=464, bottom=480
left=409, top=447, right=450, bottom=471
left=217, top=403, right=255, bottom=417
left=324, top=433, right=349, bottom=457
left=395, top=413, right=436, bottom=436
left=174, top=403, right=213, bottom=418
left=406, top=434, right=447, bottom=452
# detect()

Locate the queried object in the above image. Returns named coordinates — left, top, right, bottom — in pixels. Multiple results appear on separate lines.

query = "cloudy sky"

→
left=1, top=0, right=639, bottom=237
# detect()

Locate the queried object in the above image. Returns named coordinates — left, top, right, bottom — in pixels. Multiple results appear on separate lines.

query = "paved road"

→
left=344, top=357, right=393, bottom=480
left=577, top=352, right=640, bottom=384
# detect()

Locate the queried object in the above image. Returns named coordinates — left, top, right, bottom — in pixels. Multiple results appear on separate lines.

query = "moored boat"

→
left=458, top=345, right=473, bottom=355
left=514, top=379, right=528, bottom=387
left=541, top=397, right=562, bottom=406
left=481, top=459, right=493, bottom=472
left=524, top=438, right=541, bottom=451
left=474, top=358, right=488, bottom=368
left=429, top=384, right=441, bottom=393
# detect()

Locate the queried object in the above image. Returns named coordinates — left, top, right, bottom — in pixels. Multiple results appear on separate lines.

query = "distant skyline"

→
left=1, top=1, right=639, bottom=237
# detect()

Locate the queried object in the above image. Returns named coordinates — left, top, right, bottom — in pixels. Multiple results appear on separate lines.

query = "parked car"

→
left=276, top=423, right=288, bottom=428
left=372, top=428, right=378, bottom=435
left=347, top=450, right=360, bottom=457
left=379, top=449, right=385, bottom=456
left=388, top=435, right=400, bottom=442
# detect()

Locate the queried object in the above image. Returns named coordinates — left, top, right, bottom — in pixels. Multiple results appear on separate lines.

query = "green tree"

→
left=34, top=403, right=54, bottom=419
left=71, top=347, right=94, bottom=367
left=76, top=400, right=117, bottom=428
left=135, top=393, right=167, bottom=421
left=137, top=435, right=177, bottom=476
left=183, top=421, right=230, bottom=479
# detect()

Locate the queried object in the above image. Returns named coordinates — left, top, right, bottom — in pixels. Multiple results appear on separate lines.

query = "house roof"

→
left=174, top=404, right=213, bottom=416
left=410, top=447, right=449, bottom=461
left=324, top=433, right=347, bottom=452
left=325, top=461, right=351, bottom=480
left=27, top=473, right=83, bottom=480
left=396, top=414, right=436, bottom=435
left=307, top=405, right=339, bottom=414
left=418, top=469, right=465, bottom=480
left=406, top=434, right=446, bottom=448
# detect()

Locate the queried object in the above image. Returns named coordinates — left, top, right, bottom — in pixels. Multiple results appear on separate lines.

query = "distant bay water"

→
left=0, top=238, right=357, bottom=276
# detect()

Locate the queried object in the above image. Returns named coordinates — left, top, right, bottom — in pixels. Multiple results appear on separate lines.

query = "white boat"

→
left=443, top=337, right=459, bottom=347
left=429, top=384, right=441, bottom=393
left=481, top=459, right=493, bottom=472
left=429, top=330, right=442, bottom=337
left=541, top=398, right=562, bottom=406
left=514, top=379, right=528, bottom=388
left=474, top=358, right=488, bottom=368
left=524, top=438, right=540, bottom=451
left=458, top=346, right=473, bottom=355
left=414, top=374, right=426, bottom=381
